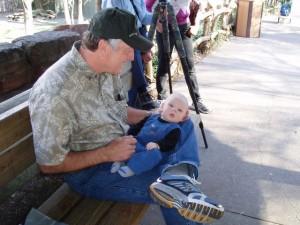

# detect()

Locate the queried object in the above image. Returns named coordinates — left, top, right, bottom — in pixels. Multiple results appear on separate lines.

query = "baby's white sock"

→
left=118, top=166, right=135, bottom=177
left=111, top=162, right=124, bottom=173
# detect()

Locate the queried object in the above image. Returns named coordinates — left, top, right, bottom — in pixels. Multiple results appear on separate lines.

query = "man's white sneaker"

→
left=150, top=173, right=224, bottom=223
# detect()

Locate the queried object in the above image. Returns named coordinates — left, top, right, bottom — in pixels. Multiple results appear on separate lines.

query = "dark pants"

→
left=127, top=26, right=149, bottom=108
left=155, top=23, right=200, bottom=100
left=128, top=49, right=148, bottom=108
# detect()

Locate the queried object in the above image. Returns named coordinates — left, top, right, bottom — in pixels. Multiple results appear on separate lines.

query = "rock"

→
left=0, top=43, right=34, bottom=93
left=12, top=30, right=80, bottom=79
left=53, top=24, right=89, bottom=37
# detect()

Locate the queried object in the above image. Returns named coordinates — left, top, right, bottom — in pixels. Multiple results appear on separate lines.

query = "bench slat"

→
left=0, top=102, right=32, bottom=153
left=0, top=137, right=35, bottom=188
left=64, top=199, right=116, bottom=225
left=0, top=89, right=31, bottom=114
left=38, top=183, right=149, bottom=225
left=97, top=202, right=149, bottom=225
left=38, top=183, right=83, bottom=220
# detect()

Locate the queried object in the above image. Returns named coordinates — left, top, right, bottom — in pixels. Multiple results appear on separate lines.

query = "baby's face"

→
left=161, top=98, right=188, bottom=123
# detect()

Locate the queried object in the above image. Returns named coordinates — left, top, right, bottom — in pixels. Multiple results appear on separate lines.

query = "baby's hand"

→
left=146, top=142, right=159, bottom=150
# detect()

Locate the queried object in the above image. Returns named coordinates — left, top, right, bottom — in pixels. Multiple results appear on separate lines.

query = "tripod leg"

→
left=167, top=4, right=208, bottom=148
left=161, top=15, right=173, bottom=94
left=148, top=4, right=160, bottom=42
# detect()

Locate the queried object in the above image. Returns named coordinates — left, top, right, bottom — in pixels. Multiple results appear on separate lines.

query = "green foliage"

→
left=152, top=51, right=158, bottom=78
left=263, top=0, right=282, bottom=15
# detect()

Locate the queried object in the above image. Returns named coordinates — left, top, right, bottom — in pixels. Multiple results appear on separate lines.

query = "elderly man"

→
left=29, top=8, right=223, bottom=225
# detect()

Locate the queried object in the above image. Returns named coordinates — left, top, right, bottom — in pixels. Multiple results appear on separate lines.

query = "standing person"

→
left=146, top=0, right=212, bottom=113
left=111, top=93, right=189, bottom=177
left=29, top=8, right=223, bottom=225
left=102, top=0, right=157, bottom=110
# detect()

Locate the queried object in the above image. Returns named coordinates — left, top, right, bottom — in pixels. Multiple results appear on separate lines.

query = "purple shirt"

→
left=145, top=0, right=200, bottom=25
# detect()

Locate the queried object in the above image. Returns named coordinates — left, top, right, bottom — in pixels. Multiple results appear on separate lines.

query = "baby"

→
left=111, top=92, right=190, bottom=177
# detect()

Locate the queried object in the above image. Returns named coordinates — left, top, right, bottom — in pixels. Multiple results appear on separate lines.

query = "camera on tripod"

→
left=158, top=0, right=167, bottom=7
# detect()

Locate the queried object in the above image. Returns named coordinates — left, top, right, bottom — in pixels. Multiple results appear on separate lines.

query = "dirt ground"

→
left=0, top=174, right=64, bottom=225
left=0, top=12, right=67, bottom=43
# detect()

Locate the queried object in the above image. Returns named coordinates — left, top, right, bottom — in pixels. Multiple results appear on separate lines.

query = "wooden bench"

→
left=0, top=64, right=151, bottom=225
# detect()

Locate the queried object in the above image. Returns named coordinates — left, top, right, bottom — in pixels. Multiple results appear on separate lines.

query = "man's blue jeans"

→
left=64, top=118, right=202, bottom=225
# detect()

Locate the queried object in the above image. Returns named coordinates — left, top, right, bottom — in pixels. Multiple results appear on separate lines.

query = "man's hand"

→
left=156, top=20, right=163, bottom=33
left=141, top=50, right=153, bottom=63
left=105, top=136, right=137, bottom=162
left=156, top=9, right=167, bottom=33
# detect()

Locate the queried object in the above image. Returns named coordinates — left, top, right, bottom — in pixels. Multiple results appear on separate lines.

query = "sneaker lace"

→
left=188, top=174, right=201, bottom=186
left=159, top=172, right=201, bottom=186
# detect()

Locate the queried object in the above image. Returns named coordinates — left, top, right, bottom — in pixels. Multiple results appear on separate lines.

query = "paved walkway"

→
left=140, top=5, right=300, bottom=225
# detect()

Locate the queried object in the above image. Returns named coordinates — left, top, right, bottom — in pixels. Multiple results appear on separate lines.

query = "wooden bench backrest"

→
left=0, top=100, right=35, bottom=189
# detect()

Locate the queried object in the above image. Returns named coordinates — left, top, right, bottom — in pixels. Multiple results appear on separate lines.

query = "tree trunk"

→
left=63, top=0, right=72, bottom=24
left=70, top=0, right=74, bottom=24
left=22, top=0, right=34, bottom=35
left=78, top=0, right=84, bottom=23
left=98, top=0, right=102, bottom=10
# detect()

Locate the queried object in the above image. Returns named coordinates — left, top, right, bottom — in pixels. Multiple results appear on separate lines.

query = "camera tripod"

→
left=147, top=0, right=208, bottom=148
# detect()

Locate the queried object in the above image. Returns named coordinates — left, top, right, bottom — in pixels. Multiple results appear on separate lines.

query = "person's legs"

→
left=169, top=23, right=211, bottom=113
left=64, top=162, right=157, bottom=203
left=116, top=142, right=163, bottom=177
left=64, top=119, right=221, bottom=224
left=180, top=25, right=200, bottom=100
left=155, top=31, right=169, bottom=100
left=126, top=149, right=162, bottom=175
left=131, top=49, right=157, bottom=110
left=160, top=117, right=200, bottom=174
left=149, top=118, right=224, bottom=223
left=64, top=163, right=203, bottom=225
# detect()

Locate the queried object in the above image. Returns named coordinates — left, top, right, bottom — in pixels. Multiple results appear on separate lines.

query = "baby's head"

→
left=160, top=93, right=189, bottom=123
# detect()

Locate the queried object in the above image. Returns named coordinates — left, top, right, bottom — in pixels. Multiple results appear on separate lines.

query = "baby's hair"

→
left=166, top=93, right=189, bottom=109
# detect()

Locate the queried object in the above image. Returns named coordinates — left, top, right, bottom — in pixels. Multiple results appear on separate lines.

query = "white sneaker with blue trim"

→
left=150, top=173, right=224, bottom=223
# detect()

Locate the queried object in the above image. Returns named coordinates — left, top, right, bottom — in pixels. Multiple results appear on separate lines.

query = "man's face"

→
left=108, top=40, right=134, bottom=75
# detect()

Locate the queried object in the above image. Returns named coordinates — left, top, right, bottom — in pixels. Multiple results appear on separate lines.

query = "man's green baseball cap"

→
left=88, top=8, right=153, bottom=52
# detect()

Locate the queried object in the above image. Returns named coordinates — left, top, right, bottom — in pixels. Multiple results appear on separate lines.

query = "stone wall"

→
left=0, top=24, right=88, bottom=102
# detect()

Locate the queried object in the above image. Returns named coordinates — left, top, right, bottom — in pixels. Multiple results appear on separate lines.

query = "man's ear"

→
left=98, top=39, right=108, bottom=52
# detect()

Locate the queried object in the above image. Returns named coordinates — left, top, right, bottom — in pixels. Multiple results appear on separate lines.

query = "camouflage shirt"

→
left=29, top=41, right=129, bottom=166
